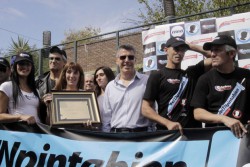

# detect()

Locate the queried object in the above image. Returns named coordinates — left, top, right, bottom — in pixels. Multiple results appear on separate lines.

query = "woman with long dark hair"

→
left=0, top=52, right=40, bottom=124
left=94, top=66, right=115, bottom=125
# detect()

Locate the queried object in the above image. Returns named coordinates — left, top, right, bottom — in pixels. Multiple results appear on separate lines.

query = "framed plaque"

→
left=49, top=91, right=101, bottom=126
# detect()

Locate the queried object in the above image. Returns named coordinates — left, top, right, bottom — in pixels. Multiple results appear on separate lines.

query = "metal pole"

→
left=38, top=49, right=43, bottom=76
left=115, top=31, right=120, bottom=75
left=74, top=41, right=77, bottom=63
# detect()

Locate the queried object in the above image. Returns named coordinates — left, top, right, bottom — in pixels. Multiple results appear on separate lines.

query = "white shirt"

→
left=0, top=81, right=40, bottom=123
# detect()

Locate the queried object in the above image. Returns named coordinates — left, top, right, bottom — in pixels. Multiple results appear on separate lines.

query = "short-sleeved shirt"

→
left=191, top=67, right=250, bottom=127
left=143, top=61, right=205, bottom=129
left=0, top=81, right=40, bottom=123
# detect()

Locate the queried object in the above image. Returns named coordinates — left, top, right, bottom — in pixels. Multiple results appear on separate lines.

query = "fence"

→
left=30, top=2, right=250, bottom=76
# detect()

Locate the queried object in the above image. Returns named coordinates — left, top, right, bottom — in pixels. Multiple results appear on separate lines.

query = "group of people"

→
left=0, top=35, right=249, bottom=138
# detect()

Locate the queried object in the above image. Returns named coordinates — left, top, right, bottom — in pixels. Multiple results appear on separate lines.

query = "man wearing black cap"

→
left=142, top=36, right=211, bottom=133
left=191, top=35, right=250, bottom=138
left=36, top=46, right=67, bottom=97
left=0, top=57, right=11, bottom=85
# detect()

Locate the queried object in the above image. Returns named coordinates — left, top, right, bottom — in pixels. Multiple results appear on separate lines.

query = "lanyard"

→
left=217, top=79, right=245, bottom=115
left=167, top=76, right=189, bottom=116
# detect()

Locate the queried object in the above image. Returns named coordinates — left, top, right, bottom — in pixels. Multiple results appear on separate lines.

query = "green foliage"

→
left=209, top=0, right=250, bottom=18
left=62, top=26, right=101, bottom=45
left=174, top=0, right=209, bottom=21
left=134, top=0, right=166, bottom=25
left=8, top=36, right=31, bottom=55
left=134, top=0, right=250, bottom=24
left=7, top=36, right=40, bottom=76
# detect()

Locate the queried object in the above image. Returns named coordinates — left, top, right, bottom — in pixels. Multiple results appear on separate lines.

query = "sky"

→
left=0, top=0, right=144, bottom=54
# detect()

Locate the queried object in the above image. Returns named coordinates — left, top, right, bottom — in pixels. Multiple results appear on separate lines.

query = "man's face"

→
left=116, top=49, right=136, bottom=74
left=210, top=45, right=232, bottom=68
left=49, top=53, right=65, bottom=72
left=166, top=45, right=187, bottom=65
left=0, top=65, right=10, bottom=84
left=84, top=75, right=95, bottom=91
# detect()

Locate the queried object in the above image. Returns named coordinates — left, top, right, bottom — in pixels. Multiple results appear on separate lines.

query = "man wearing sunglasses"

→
left=142, top=37, right=211, bottom=134
left=103, top=44, right=152, bottom=132
left=36, top=46, right=67, bottom=98
left=0, top=57, right=11, bottom=85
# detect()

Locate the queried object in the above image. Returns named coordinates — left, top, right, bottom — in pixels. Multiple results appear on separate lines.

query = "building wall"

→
left=64, top=32, right=144, bottom=74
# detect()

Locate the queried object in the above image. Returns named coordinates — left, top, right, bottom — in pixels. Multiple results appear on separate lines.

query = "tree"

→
left=8, top=36, right=32, bottom=55
left=7, top=36, right=40, bottom=76
left=62, top=26, right=101, bottom=45
left=133, top=0, right=250, bottom=24
left=135, top=0, right=166, bottom=25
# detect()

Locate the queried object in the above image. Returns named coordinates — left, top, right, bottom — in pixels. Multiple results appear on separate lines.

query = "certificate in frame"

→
left=49, top=91, right=101, bottom=126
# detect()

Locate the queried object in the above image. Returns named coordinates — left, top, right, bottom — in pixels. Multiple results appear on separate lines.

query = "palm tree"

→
left=8, top=36, right=40, bottom=76
left=8, top=36, right=31, bottom=55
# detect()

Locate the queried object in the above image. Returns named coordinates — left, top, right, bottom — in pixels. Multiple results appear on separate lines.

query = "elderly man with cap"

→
left=0, top=57, right=11, bottom=85
left=191, top=35, right=250, bottom=138
left=0, top=52, right=40, bottom=124
left=142, top=36, right=211, bottom=134
left=36, top=46, right=67, bottom=98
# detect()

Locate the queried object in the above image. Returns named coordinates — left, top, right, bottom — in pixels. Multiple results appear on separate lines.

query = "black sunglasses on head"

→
left=119, top=55, right=135, bottom=60
left=17, top=61, right=32, bottom=66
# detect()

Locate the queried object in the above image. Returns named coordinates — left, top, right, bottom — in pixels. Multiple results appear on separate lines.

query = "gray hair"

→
left=225, top=44, right=237, bottom=60
left=116, top=44, right=136, bottom=57
left=225, top=45, right=236, bottom=52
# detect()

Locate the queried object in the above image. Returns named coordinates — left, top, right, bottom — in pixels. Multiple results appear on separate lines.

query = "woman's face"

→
left=66, top=68, right=80, bottom=88
left=16, top=61, right=32, bottom=78
left=95, top=69, right=108, bottom=89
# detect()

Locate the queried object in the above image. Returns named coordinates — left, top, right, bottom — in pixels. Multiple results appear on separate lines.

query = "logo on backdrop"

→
left=143, top=42, right=156, bottom=57
left=170, top=24, right=185, bottom=38
left=236, top=29, right=250, bottom=43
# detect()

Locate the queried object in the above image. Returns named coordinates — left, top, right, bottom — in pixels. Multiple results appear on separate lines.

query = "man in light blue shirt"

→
left=102, top=44, right=151, bottom=132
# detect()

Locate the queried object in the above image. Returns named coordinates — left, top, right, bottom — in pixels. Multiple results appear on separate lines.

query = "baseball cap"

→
left=15, top=52, right=33, bottom=63
left=203, top=35, right=237, bottom=50
left=10, top=55, right=16, bottom=66
left=0, top=57, right=10, bottom=68
left=61, top=50, right=67, bottom=60
left=166, top=37, right=190, bottom=49
left=50, top=46, right=62, bottom=55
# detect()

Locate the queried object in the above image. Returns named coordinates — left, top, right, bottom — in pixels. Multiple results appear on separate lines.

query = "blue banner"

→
left=0, top=123, right=249, bottom=167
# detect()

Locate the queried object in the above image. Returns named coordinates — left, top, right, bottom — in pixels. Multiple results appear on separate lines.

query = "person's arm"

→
left=142, top=100, right=183, bottom=134
left=0, top=91, right=36, bottom=124
left=194, top=108, right=247, bottom=138
left=187, top=42, right=212, bottom=72
left=188, top=42, right=211, bottom=58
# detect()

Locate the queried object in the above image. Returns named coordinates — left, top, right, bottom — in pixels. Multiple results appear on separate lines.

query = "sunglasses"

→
left=173, top=47, right=188, bottom=53
left=0, top=67, right=6, bottom=73
left=119, top=55, right=135, bottom=61
left=17, top=61, right=32, bottom=66
left=49, top=57, right=61, bottom=61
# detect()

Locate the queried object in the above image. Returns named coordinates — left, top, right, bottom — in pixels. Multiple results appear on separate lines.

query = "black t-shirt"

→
left=143, top=61, right=205, bottom=129
left=191, top=67, right=250, bottom=126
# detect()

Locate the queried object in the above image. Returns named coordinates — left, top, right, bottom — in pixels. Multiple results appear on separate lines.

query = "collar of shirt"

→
left=114, top=71, right=143, bottom=84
